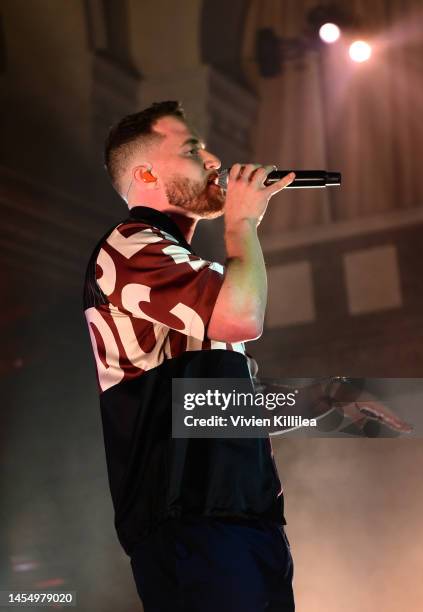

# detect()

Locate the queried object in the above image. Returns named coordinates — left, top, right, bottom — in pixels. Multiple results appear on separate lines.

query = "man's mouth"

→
left=206, top=173, right=219, bottom=186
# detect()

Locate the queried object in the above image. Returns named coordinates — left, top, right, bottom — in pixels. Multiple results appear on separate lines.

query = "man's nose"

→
left=202, top=150, right=221, bottom=170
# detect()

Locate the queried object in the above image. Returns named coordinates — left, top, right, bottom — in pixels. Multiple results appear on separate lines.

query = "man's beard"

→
left=165, top=175, right=225, bottom=219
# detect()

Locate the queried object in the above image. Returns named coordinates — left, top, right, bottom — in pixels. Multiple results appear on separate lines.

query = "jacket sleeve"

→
left=95, top=222, right=225, bottom=341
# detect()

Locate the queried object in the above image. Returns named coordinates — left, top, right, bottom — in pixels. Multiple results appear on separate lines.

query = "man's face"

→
left=150, top=116, right=225, bottom=218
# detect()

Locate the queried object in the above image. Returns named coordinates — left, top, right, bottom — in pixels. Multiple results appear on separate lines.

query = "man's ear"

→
left=134, top=165, right=158, bottom=185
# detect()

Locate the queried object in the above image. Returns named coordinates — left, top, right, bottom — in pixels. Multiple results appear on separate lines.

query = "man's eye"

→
left=186, top=148, right=200, bottom=156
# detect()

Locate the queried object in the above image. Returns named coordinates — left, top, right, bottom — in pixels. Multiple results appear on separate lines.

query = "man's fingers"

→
left=264, top=171, right=296, bottom=195
left=228, top=164, right=291, bottom=190
left=355, top=401, right=414, bottom=433
left=339, top=400, right=413, bottom=434
left=250, top=165, right=276, bottom=187
left=229, top=163, right=275, bottom=183
left=228, top=163, right=242, bottom=181
left=239, top=164, right=261, bottom=182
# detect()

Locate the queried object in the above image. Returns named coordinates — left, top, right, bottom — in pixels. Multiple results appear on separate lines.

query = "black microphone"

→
left=217, top=169, right=341, bottom=189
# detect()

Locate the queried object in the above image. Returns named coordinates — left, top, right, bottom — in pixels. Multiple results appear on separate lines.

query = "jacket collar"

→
left=128, top=206, right=193, bottom=253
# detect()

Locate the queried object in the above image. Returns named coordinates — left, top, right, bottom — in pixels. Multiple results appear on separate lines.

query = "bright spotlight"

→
left=319, top=23, right=341, bottom=44
left=349, top=40, right=372, bottom=62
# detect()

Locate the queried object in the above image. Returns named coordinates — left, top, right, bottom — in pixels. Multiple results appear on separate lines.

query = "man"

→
left=83, top=101, right=296, bottom=611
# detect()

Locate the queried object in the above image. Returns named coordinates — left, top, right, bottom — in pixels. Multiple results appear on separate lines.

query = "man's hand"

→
left=339, top=400, right=413, bottom=433
left=224, top=164, right=295, bottom=228
left=207, top=165, right=294, bottom=343
left=252, top=378, right=413, bottom=435
left=326, top=379, right=413, bottom=433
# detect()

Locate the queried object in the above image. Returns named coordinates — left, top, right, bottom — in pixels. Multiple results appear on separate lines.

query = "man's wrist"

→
left=224, top=217, right=258, bottom=235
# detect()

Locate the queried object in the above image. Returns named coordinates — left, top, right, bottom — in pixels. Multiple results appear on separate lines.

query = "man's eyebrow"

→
left=180, top=137, right=206, bottom=149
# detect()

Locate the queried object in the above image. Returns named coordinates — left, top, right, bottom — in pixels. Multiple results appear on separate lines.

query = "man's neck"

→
left=128, top=202, right=198, bottom=243
left=166, top=211, right=198, bottom=244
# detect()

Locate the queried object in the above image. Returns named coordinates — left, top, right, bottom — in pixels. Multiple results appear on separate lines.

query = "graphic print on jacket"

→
left=85, top=218, right=245, bottom=392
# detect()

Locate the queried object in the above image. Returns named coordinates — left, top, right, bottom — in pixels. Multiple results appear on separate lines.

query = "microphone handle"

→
left=217, top=169, right=342, bottom=189
left=266, top=170, right=341, bottom=188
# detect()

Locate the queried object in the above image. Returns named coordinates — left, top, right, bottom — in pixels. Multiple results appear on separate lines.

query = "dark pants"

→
left=130, top=517, right=295, bottom=612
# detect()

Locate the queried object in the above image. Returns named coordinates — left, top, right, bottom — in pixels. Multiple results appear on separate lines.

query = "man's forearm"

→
left=207, top=219, right=267, bottom=342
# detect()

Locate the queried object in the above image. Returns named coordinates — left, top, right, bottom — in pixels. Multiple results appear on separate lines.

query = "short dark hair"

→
left=104, top=100, right=185, bottom=193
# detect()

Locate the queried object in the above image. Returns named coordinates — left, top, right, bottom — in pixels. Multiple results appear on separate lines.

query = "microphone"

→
left=217, top=169, right=342, bottom=189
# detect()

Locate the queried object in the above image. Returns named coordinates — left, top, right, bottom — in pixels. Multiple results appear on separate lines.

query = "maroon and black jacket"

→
left=83, top=205, right=285, bottom=556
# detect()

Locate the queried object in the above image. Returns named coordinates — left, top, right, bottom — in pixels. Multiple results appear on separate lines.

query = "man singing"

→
left=83, top=101, right=295, bottom=611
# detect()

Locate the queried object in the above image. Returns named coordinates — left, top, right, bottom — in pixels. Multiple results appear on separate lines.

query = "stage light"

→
left=319, top=23, right=341, bottom=43
left=349, top=40, right=372, bottom=62
left=255, top=5, right=369, bottom=78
